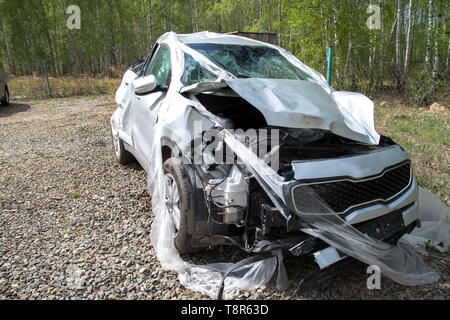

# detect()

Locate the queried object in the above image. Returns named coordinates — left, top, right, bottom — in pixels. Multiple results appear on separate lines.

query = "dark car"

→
left=0, top=72, right=9, bottom=106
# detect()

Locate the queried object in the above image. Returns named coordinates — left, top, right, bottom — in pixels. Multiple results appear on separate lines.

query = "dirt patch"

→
left=0, top=95, right=448, bottom=300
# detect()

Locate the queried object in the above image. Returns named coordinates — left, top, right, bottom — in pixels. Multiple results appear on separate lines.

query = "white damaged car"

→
left=110, top=32, right=421, bottom=285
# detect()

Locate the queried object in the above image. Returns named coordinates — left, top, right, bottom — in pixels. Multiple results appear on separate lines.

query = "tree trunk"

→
left=195, top=0, right=199, bottom=32
left=395, top=0, right=403, bottom=91
left=0, top=16, right=13, bottom=74
left=425, top=0, right=434, bottom=71
left=380, top=17, right=396, bottom=88
left=430, top=8, right=442, bottom=102
left=403, top=0, right=413, bottom=84
left=347, top=40, right=356, bottom=91
left=51, top=0, right=62, bottom=76
left=106, top=0, right=117, bottom=68
left=369, top=35, right=376, bottom=89
left=147, top=0, right=153, bottom=52
left=331, top=0, right=340, bottom=88
left=444, top=15, right=449, bottom=71
left=38, top=0, right=56, bottom=75
left=447, top=31, right=450, bottom=71
left=163, top=4, right=168, bottom=32
left=278, top=0, right=282, bottom=46
left=259, top=0, right=263, bottom=31
left=187, top=0, right=193, bottom=33
left=61, top=0, right=76, bottom=75
left=378, top=0, right=386, bottom=87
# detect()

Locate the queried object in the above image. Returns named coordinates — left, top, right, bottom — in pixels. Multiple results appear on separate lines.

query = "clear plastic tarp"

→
left=402, top=188, right=449, bottom=253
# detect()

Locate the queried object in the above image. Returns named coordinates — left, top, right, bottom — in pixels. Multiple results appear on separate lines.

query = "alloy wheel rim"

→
left=164, top=173, right=181, bottom=232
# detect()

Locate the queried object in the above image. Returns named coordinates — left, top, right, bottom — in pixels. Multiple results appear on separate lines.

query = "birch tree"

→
left=430, top=5, right=442, bottom=102
left=425, top=0, right=433, bottom=71
left=395, top=0, right=403, bottom=91
left=403, top=0, right=414, bottom=84
left=148, top=0, right=153, bottom=51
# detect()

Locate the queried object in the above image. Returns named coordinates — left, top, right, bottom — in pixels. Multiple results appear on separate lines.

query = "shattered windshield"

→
left=185, top=43, right=313, bottom=82
left=182, top=52, right=219, bottom=85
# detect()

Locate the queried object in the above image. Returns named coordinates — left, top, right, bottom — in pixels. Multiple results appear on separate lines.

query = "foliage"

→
left=374, top=98, right=449, bottom=202
left=0, top=0, right=448, bottom=102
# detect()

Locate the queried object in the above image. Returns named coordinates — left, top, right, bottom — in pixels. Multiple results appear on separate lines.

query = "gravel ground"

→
left=0, top=96, right=448, bottom=300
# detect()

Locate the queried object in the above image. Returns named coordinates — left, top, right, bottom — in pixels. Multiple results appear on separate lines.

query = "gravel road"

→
left=0, top=96, right=448, bottom=300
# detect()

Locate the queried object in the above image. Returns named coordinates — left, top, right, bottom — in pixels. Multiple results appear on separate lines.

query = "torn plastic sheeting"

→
left=219, top=129, right=440, bottom=286
left=162, top=32, right=234, bottom=92
left=221, top=130, right=289, bottom=221
left=401, top=188, right=449, bottom=253
left=143, top=79, right=281, bottom=299
left=147, top=117, right=281, bottom=299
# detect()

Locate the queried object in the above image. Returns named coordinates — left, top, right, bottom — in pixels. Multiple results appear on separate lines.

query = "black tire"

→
left=111, top=127, right=134, bottom=165
left=163, top=157, right=196, bottom=254
left=0, top=86, right=9, bottom=106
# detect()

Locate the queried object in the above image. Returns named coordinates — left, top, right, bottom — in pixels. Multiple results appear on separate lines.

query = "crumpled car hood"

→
left=225, top=78, right=380, bottom=145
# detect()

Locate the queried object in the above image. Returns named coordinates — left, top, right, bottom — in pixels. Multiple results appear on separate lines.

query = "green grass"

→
left=375, top=103, right=449, bottom=203
left=7, top=75, right=120, bottom=100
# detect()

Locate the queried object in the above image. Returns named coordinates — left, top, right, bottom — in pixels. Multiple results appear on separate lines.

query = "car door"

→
left=132, top=44, right=172, bottom=166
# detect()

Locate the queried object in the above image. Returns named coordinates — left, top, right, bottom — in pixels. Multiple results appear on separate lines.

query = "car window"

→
left=144, top=45, right=171, bottom=87
left=140, top=44, right=158, bottom=77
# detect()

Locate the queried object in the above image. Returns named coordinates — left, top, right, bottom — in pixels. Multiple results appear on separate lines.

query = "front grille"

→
left=292, top=162, right=412, bottom=214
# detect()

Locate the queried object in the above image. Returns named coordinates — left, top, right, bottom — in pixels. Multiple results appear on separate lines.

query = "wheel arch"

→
left=161, top=136, right=183, bottom=164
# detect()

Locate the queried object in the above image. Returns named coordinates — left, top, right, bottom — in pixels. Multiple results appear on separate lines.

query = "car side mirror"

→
left=133, top=75, right=157, bottom=94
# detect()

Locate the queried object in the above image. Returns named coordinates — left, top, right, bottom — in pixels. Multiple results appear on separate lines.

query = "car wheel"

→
left=0, top=87, right=9, bottom=106
left=110, top=126, right=134, bottom=164
left=163, top=157, right=195, bottom=254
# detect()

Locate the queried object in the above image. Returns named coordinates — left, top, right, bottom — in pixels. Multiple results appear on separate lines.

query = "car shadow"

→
left=0, top=103, right=31, bottom=118
left=125, top=161, right=144, bottom=171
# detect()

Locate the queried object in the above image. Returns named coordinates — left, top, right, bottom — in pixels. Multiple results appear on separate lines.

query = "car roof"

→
left=160, top=31, right=273, bottom=48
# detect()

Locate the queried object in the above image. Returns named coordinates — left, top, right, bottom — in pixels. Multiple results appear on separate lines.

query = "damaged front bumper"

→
left=218, top=129, right=420, bottom=263
left=296, top=205, right=420, bottom=268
